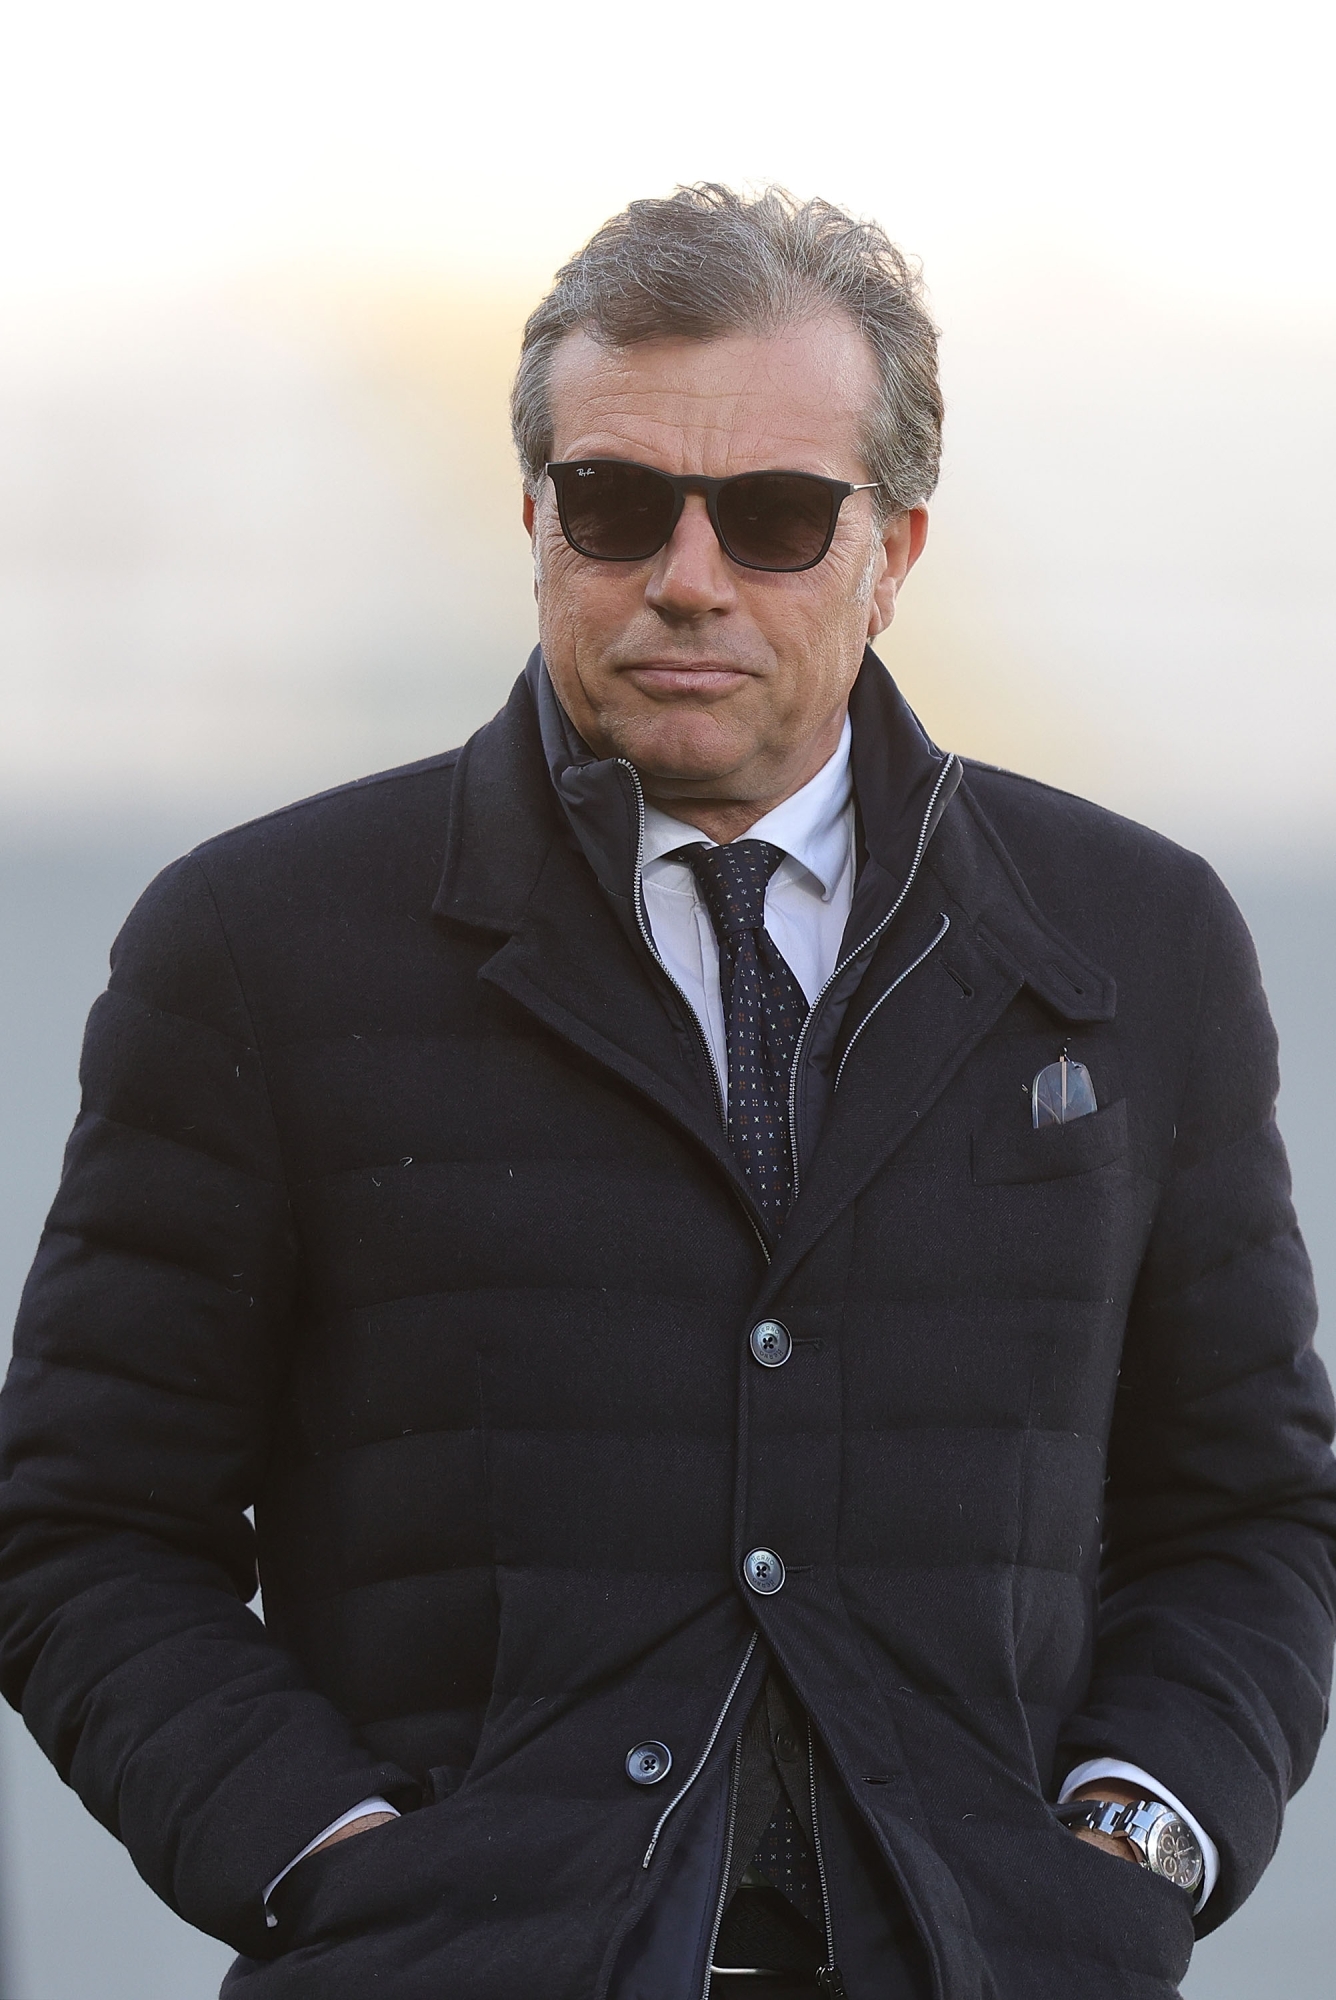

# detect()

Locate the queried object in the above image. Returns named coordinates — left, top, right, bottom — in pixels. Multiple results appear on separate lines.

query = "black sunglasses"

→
left=545, top=458, right=881, bottom=573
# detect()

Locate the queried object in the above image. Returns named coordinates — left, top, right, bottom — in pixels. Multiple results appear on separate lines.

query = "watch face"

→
left=1144, top=1812, right=1204, bottom=1893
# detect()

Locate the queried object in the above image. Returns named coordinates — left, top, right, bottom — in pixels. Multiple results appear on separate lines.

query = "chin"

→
left=616, top=715, right=745, bottom=786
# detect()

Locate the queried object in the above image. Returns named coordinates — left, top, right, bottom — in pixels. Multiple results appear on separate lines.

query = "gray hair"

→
left=511, top=183, right=942, bottom=518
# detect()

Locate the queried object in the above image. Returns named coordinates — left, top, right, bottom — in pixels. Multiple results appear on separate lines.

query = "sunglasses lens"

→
left=555, top=461, right=677, bottom=560
left=716, top=472, right=838, bottom=570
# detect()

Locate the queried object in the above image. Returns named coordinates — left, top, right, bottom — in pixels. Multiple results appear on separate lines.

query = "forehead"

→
left=545, top=316, right=879, bottom=479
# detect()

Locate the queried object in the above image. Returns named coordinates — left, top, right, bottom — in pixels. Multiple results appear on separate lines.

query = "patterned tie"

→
left=752, top=1798, right=824, bottom=1928
left=679, top=841, right=810, bottom=1222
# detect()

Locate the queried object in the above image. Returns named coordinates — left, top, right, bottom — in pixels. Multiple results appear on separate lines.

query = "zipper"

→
left=832, top=911, right=951, bottom=1092
left=807, top=1719, right=848, bottom=1999
left=621, top=748, right=958, bottom=1211
left=700, top=1742, right=743, bottom=2000
left=618, top=758, right=772, bottom=1268
left=642, top=1631, right=758, bottom=1868
left=786, top=753, right=959, bottom=1202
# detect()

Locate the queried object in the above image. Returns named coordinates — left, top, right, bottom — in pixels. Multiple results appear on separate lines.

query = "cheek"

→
left=750, top=572, right=870, bottom=709
left=536, top=529, right=595, bottom=619
left=753, top=561, right=870, bottom=656
left=536, top=539, right=642, bottom=657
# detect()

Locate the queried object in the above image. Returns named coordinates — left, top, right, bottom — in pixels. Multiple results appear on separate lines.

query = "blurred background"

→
left=0, top=0, right=1333, bottom=1992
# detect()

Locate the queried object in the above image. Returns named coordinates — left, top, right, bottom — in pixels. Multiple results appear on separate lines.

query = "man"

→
left=0, top=184, right=1333, bottom=2000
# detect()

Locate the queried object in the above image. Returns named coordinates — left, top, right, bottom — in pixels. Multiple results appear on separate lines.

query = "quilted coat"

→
left=0, top=652, right=1333, bottom=1999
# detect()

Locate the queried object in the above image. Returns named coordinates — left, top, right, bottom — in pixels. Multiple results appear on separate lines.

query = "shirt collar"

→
left=641, top=713, right=854, bottom=902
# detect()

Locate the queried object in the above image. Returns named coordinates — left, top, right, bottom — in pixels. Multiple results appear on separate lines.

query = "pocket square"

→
left=1032, top=1055, right=1097, bottom=1129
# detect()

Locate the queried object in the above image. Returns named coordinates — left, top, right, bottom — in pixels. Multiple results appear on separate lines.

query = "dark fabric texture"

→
left=713, top=1883, right=824, bottom=1971
left=708, top=1978, right=821, bottom=2000
left=0, top=652, right=1333, bottom=2000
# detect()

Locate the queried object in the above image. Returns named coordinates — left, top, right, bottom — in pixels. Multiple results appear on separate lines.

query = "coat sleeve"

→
left=1057, top=863, right=1336, bottom=1933
left=0, top=855, right=418, bottom=1956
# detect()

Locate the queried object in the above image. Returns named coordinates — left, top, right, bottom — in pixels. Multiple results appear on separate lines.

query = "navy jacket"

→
left=0, top=655, right=1333, bottom=1999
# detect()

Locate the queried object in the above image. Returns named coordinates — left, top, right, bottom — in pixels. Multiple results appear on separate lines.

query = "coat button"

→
left=743, top=1548, right=786, bottom=1595
left=749, top=1320, right=792, bottom=1367
left=626, top=1740, right=673, bottom=1785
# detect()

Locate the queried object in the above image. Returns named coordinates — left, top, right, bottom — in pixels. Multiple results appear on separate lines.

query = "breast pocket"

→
left=970, top=1097, right=1129, bottom=1186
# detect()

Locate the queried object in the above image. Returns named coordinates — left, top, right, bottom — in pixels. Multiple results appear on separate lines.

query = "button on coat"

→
left=743, top=1549, right=786, bottom=1595
left=749, top=1319, right=792, bottom=1367
left=625, top=1742, right=672, bottom=1785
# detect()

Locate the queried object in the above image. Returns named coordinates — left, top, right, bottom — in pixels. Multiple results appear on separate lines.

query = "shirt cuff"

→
left=1059, top=1759, right=1218, bottom=1911
left=263, top=1797, right=399, bottom=1909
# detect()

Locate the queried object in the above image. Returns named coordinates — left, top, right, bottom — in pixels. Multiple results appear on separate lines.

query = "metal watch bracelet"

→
left=1054, top=1797, right=1205, bottom=1895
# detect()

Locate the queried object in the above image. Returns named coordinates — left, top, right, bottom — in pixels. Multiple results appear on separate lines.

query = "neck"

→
left=641, top=796, right=779, bottom=844
left=638, top=717, right=849, bottom=846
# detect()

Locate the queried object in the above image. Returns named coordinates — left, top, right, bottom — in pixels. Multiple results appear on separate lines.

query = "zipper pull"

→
left=816, top=1969, right=849, bottom=1998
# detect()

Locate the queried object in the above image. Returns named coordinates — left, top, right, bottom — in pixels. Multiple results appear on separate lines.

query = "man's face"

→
left=524, top=316, right=928, bottom=817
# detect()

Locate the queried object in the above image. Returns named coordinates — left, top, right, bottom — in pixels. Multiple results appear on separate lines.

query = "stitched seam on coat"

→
left=282, top=1420, right=1105, bottom=1464
left=93, top=984, right=257, bottom=1054
left=47, top=1226, right=279, bottom=1292
left=21, top=1352, right=266, bottom=1415
left=66, top=1114, right=285, bottom=1189
left=1134, top=1222, right=1306, bottom=1318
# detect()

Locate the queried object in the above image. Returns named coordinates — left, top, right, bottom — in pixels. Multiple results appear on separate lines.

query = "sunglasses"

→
left=545, top=458, right=881, bottom=573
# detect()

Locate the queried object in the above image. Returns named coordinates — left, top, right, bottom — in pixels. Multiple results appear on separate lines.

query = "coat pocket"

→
left=265, top=1805, right=415, bottom=1945
left=971, top=1097, right=1129, bottom=1186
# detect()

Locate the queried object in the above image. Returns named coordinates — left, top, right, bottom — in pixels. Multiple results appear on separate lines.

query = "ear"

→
left=523, top=490, right=542, bottom=601
left=867, top=505, right=929, bottom=640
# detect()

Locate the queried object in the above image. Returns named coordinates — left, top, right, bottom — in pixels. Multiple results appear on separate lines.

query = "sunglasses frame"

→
left=545, top=458, right=881, bottom=573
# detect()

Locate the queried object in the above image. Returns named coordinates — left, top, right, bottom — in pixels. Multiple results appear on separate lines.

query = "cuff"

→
left=263, top=1796, right=399, bottom=1911
left=1060, top=1758, right=1218, bottom=1912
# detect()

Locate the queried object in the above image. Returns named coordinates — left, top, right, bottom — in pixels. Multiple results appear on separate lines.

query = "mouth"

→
left=619, top=660, right=755, bottom=699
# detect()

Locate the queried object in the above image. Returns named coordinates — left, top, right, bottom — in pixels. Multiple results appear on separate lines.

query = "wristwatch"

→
left=1055, top=1797, right=1205, bottom=1895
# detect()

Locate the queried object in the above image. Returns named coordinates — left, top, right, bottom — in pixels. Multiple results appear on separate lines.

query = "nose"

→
left=643, top=494, right=737, bottom=622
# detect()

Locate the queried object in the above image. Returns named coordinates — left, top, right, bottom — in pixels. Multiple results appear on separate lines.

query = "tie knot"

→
left=680, top=839, right=786, bottom=939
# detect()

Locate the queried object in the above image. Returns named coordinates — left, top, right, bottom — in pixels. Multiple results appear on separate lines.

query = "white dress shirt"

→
left=640, top=715, right=856, bottom=1108
left=270, top=713, right=1218, bottom=1911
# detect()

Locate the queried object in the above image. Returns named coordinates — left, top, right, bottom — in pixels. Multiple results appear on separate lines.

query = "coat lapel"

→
left=760, top=778, right=1117, bottom=1294
left=434, top=668, right=1118, bottom=1285
left=476, top=852, right=747, bottom=1195
left=432, top=672, right=752, bottom=1209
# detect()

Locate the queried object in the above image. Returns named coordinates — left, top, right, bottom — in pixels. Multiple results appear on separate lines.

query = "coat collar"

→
left=530, top=642, right=962, bottom=925
left=433, top=656, right=748, bottom=1205
left=924, top=777, right=1116, bottom=1025
left=432, top=652, right=1115, bottom=1231
left=433, top=648, right=1114, bottom=1018
left=750, top=777, right=1116, bottom=1294
left=432, top=658, right=566, bottom=936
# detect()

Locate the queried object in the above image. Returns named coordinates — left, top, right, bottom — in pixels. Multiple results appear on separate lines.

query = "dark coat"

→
left=1, top=655, right=1333, bottom=2000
